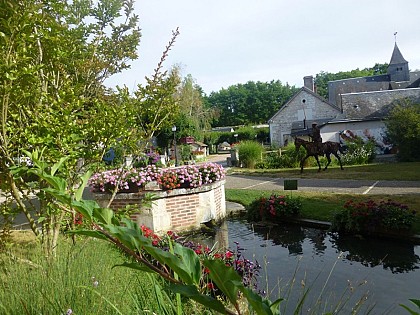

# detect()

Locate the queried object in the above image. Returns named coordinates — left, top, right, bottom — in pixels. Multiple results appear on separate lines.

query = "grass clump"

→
left=237, top=140, right=264, bottom=169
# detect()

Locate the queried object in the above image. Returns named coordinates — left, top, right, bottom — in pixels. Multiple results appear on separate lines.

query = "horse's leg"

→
left=314, top=155, right=321, bottom=172
left=324, top=153, right=331, bottom=171
left=334, top=152, right=344, bottom=170
left=300, top=155, right=308, bottom=173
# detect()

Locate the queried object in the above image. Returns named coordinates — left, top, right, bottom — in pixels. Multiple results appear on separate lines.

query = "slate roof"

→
left=389, top=43, right=408, bottom=64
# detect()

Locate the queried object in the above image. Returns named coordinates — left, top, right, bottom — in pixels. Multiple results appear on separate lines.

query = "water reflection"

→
left=331, top=233, right=420, bottom=273
left=222, top=220, right=420, bottom=274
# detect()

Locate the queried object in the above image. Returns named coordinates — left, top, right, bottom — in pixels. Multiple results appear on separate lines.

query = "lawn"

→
left=227, top=161, right=420, bottom=181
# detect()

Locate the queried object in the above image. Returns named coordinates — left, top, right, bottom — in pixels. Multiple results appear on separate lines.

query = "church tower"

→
left=387, top=42, right=410, bottom=82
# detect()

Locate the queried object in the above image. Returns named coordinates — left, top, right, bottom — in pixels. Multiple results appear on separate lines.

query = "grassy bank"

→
left=225, top=189, right=420, bottom=234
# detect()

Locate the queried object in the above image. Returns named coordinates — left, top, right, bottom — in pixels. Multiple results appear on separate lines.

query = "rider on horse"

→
left=311, top=122, right=323, bottom=154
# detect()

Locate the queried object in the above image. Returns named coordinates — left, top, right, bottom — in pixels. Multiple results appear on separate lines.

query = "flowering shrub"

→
left=246, top=194, right=302, bottom=221
left=341, top=137, right=376, bottom=165
left=139, top=225, right=262, bottom=297
left=156, top=170, right=181, bottom=190
left=89, top=163, right=225, bottom=192
left=331, top=199, right=416, bottom=234
left=88, top=165, right=159, bottom=192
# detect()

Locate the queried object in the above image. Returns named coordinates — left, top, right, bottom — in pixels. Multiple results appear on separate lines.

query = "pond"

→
left=191, top=217, right=420, bottom=314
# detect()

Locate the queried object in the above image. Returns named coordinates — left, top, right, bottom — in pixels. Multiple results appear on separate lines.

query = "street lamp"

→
left=172, top=126, right=178, bottom=166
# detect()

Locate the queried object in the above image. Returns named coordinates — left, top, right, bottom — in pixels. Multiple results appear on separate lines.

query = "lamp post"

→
left=172, top=126, right=178, bottom=166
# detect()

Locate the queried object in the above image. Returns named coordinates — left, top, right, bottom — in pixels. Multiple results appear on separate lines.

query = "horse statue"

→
left=294, top=137, right=345, bottom=173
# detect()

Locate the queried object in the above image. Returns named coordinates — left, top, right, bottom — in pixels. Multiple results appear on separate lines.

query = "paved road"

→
left=224, top=174, right=420, bottom=195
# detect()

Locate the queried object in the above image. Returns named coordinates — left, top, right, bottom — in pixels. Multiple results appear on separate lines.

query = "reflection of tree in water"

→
left=252, top=223, right=306, bottom=255
left=331, top=233, right=420, bottom=273
left=306, top=228, right=327, bottom=254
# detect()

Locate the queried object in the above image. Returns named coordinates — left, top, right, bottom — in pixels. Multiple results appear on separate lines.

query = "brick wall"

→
left=94, top=180, right=226, bottom=234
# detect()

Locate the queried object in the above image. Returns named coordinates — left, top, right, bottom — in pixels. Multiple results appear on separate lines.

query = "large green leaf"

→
left=169, top=284, right=227, bottom=314
left=203, top=259, right=241, bottom=306
left=173, top=242, right=202, bottom=285
left=93, top=207, right=114, bottom=225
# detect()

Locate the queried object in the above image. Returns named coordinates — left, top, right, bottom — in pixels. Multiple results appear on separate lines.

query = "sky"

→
left=105, top=0, right=420, bottom=95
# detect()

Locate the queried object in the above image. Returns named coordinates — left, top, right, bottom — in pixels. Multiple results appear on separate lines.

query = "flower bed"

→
left=331, top=199, right=416, bottom=235
left=89, top=162, right=226, bottom=192
left=246, top=194, right=302, bottom=221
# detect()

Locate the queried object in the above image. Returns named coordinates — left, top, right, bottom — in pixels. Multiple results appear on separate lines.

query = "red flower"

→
left=225, top=251, right=233, bottom=259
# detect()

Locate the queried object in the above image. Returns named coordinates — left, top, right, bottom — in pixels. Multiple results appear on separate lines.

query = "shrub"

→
left=386, top=102, right=420, bottom=162
left=256, top=143, right=306, bottom=169
left=246, top=194, right=302, bottom=221
left=331, top=199, right=416, bottom=234
left=341, top=137, right=376, bottom=165
left=237, top=141, right=263, bottom=169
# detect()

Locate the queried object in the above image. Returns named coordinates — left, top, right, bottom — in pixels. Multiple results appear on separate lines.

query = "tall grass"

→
left=237, top=141, right=264, bottom=169
left=0, top=236, right=182, bottom=314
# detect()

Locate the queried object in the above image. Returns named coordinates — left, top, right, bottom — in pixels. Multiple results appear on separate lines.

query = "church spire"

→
left=389, top=42, right=408, bottom=65
left=387, top=36, right=409, bottom=82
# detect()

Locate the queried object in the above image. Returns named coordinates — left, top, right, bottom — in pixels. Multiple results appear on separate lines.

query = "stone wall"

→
left=94, top=180, right=226, bottom=234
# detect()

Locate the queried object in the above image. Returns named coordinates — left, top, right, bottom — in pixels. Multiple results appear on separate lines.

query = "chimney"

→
left=303, top=76, right=314, bottom=92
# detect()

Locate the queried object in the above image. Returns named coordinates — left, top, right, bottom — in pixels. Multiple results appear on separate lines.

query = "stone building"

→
left=269, top=42, right=420, bottom=149
left=268, top=76, right=341, bottom=147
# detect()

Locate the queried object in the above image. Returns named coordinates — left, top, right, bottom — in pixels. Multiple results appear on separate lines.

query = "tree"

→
left=314, top=63, right=388, bottom=99
left=0, top=0, right=141, bottom=256
left=385, top=101, right=420, bottom=161
left=206, top=80, right=298, bottom=127
left=175, top=74, right=217, bottom=140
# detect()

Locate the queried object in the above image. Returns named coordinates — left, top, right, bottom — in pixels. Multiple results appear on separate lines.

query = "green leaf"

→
left=173, top=242, right=202, bottom=285
left=39, top=173, right=67, bottom=191
left=75, top=170, right=92, bottom=201
left=203, top=259, right=241, bottom=306
left=51, top=156, right=70, bottom=176
left=240, top=285, right=282, bottom=315
left=93, top=207, right=114, bottom=225
left=409, top=299, right=420, bottom=309
left=169, top=284, right=227, bottom=313
left=70, top=199, right=98, bottom=221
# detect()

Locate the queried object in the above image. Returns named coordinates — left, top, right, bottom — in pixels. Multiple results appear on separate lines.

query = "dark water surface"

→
left=192, top=218, right=420, bottom=314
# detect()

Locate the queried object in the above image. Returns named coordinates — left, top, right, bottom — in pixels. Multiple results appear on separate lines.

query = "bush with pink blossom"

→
left=89, top=163, right=226, bottom=192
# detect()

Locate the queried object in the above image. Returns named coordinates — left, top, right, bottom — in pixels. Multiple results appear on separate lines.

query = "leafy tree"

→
left=0, top=0, right=143, bottom=256
left=385, top=101, right=420, bottom=161
left=206, top=80, right=298, bottom=126
left=314, top=63, right=388, bottom=99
